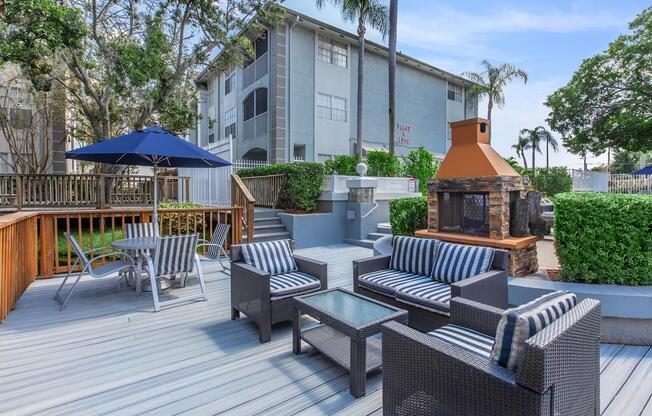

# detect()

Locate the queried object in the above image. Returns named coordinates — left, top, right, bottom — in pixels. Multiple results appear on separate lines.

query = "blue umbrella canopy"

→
left=65, top=125, right=230, bottom=168
left=631, top=166, right=652, bottom=175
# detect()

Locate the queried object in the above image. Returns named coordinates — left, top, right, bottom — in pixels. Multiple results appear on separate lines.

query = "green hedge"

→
left=401, top=147, right=439, bottom=195
left=553, top=192, right=652, bottom=285
left=324, top=154, right=359, bottom=175
left=389, top=196, right=428, bottom=236
left=238, top=162, right=325, bottom=212
left=525, top=167, right=572, bottom=197
left=367, top=150, right=401, bottom=177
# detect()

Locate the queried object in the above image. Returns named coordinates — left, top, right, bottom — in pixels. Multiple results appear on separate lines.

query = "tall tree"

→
left=511, top=133, right=530, bottom=169
left=462, top=60, right=528, bottom=142
left=535, top=126, right=559, bottom=168
left=316, top=0, right=389, bottom=158
left=387, top=0, right=398, bottom=156
left=546, top=7, right=652, bottom=155
left=0, top=0, right=283, bottom=171
left=519, top=127, right=543, bottom=170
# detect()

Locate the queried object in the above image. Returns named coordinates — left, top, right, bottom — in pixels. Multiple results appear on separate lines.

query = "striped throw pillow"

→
left=389, top=236, right=439, bottom=276
left=241, top=240, right=298, bottom=275
left=490, top=291, right=577, bottom=370
left=431, top=242, right=495, bottom=283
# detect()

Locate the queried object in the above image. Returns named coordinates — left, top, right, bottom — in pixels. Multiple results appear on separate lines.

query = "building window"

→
left=243, top=88, right=268, bottom=122
left=225, top=73, right=234, bottom=95
left=293, top=144, right=306, bottom=162
left=208, top=133, right=215, bottom=144
left=448, top=83, right=463, bottom=102
left=9, top=108, right=32, bottom=129
left=244, top=31, right=268, bottom=68
left=318, top=36, right=348, bottom=68
left=317, top=93, right=347, bottom=122
left=0, top=153, right=9, bottom=173
left=225, top=107, right=236, bottom=139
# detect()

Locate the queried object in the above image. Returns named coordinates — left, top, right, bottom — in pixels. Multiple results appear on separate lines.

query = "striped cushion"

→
left=241, top=240, right=297, bottom=275
left=358, top=269, right=432, bottom=296
left=431, top=242, right=495, bottom=283
left=428, top=324, right=495, bottom=359
left=390, top=236, right=439, bottom=276
left=394, top=280, right=452, bottom=315
left=270, top=271, right=321, bottom=298
left=154, top=235, right=198, bottom=276
left=490, top=291, right=577, bottom=370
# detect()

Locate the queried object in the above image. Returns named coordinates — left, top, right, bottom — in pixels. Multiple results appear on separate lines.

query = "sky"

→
left=283, top=0, right=649, bottom=169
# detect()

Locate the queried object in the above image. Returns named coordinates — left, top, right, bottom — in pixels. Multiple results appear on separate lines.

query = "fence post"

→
left=98, top=175, right=106, bottom=209
left=15, top=176, right=23, bottom=211
left=38, top=213, right=55, bottom=278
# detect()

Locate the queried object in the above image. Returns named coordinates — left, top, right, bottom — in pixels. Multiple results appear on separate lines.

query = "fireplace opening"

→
left=439, top=192, right=490, bottom=237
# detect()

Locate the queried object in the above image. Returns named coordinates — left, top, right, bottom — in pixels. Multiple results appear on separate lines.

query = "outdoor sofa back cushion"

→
left=390, top=236, right=439, bottom=276
left=490, top=290, right=577, bottom=370
left=431, top=242, right=495, bottom=283
left=241, top=239, right=298, bottom=275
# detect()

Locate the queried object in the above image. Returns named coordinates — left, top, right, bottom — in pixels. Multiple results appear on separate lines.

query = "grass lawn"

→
left=57, top=229, right=124, bottom=263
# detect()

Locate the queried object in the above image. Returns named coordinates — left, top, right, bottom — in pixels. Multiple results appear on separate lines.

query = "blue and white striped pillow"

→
left=390, top=236, right=439, bottom=276
left=490, top=291, right=577, bottom=370
left=241, top=240, right=297, bottom=275
left=431, top=242, right=494, bottom=283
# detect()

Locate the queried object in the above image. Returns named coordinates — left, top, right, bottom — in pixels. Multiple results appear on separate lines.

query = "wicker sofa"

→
left=353, top=237, right=508, bottom=331
left=230, top=241, right=327, bottom=343
left=381, top=296, right=601, bottom=416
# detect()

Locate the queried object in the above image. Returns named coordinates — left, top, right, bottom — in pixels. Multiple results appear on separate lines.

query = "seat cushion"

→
left=428, top=324, right=495, bottom=359
left=270, top=271, right=321, bottom=298
left=241, top=240, right=297, bottom=275
left=394, top=280, right=452, bottom=315
left=491, top=291, right=577, bottom=370
left=358, top=269, right=432, bottom=296
left=431, top=242, right=495, bottom=284
left=390, top=236, right=439, bottom=276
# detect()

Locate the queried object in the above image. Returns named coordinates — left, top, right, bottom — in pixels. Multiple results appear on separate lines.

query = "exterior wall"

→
left=270, top=27, right=287, bottom=164
left=288, top=25, right=316, bottom=161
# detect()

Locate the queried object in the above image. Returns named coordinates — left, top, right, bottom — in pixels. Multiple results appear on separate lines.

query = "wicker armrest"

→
left=382, top=321, right=539, bottom=416
left=293, top=254, right=328, bottom=290
left=451, top=269, right=508, bottom=308
left=449, top=297, right=504, bottom=337
left=353, top=255, right=391, bottom=278
left=231, top=261, right=270, bottom=291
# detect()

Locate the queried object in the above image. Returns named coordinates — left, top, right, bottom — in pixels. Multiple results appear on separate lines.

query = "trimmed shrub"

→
left=367, top=150, right=400, bottom=177
left=402, top=147, right=439, bottom=195
left=238, top=162, right=325, bottom=212
left=525, top=167, right=572, bottom=197
left=553, top=192, right=652, bottom=285
left=323, top=154, right=359, bottom=175
left=389, top=196, right=428, bottom=236
left=158, top=201, right=206, bottom=234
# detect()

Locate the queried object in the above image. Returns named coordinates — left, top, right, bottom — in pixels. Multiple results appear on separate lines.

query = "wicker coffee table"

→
left=292, top=288, right=408, bottom=397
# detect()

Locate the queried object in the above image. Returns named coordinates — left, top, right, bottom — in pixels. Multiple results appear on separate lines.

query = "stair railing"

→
left=238, top=174, right=286, bottom=209
left=231, top=174, right=255, bottom=242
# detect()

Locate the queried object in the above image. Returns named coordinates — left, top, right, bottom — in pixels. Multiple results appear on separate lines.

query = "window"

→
left=0, top=153, right=9, bottom=173
left=317, top=93, right=347, bottom=122
left=318, top=36, right=348, bottom=68
left=9, top=108, right=32, bottom=129
left=244, top=32, right=268, bottom=68
left=448, top=83, right=463, bottom=102
left=208, top=133, right=215, bottom=144
left=225, top=107, right=236, bottom=139
left=225, top=73, right=234, bottom=95
left=243, top=88, right=268, bottom=122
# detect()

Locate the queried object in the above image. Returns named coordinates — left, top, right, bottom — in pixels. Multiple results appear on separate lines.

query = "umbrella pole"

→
left=153, top=164, right=159, bottom=236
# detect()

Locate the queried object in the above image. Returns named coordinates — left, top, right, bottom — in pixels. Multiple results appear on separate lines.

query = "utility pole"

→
left=388, top=0, right=398, bottom=156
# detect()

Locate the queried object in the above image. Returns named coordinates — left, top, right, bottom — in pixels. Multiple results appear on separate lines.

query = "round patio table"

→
left=111, top=237, right=173, bottom=291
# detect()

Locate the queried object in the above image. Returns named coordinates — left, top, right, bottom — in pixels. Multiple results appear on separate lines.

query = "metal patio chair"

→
left=197, top=223, right=231, bottom=271
left=140, top=234, right=207, bottom=312
left=123, top=222, right=159, bottom=285
left=54, top=232, right=136, bottom=311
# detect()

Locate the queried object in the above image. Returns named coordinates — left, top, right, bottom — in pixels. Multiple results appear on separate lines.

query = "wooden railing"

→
left=0, top=174, right=190, bottom=209
left=0, top=212, right=38, bottom=322
left=231, top=174, right=255, bottom=242
left=239, top=174, right=286, bottom=209
left=37, top=207, right=244, bottom=277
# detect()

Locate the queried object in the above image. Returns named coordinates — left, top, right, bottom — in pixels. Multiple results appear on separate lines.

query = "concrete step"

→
left=366, top=232, right=387, bottom=241
left=344, top=238, right=375, bottom=249
left=253, top=224, right=287, bottom=233
left=377, top=223, right=392, bottom=234
left=245, top=231, right=291, bottom=243
left=254, top=217, right=282, bottom=226
left=253, top=208, right=283, bottom=219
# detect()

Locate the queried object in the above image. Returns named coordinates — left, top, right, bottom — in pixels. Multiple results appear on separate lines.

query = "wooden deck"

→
left=0, top=244, right=650, bottom=415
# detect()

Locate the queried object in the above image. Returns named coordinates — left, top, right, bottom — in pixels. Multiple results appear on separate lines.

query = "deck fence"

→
left=239, top=174, right=286, bottom=208
left=230, top=175, right=255, bottom=242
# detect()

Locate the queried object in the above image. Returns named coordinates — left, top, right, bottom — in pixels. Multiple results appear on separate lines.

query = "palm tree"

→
left=519, top=127, right=543, bottom=170
left=387, top=0, right=398, bottom=156
left=511, top=133, right=530, bottom=169
left=316, top=0, right=389, bottom=158
left=462, top=60, right=528, bottom=142
left=535, top=126, right=559, bottom=168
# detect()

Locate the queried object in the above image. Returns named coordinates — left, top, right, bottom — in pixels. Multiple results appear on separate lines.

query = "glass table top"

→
left=297, top=289, right=398, bottom=327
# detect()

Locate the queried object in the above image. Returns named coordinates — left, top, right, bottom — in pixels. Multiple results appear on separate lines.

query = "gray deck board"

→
left=0, top=243, right=648, bottom=415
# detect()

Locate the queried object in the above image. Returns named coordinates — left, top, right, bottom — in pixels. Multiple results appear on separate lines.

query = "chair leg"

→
left=259, top=322, right=272, bottom=343
left=147, top=267, right=161, bottom=312
left=231, top=307, right=240, bottom=320
left=58, top=271, right=85, bottom=311
left=135, top=257, right=143, bottom=296
left=219, top=246, right=230, bottom=271
left=195, top=256, right=208, bottom=301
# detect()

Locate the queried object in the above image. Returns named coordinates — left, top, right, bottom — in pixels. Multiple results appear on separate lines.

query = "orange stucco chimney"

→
left=436, top=118, right=519, bottom=179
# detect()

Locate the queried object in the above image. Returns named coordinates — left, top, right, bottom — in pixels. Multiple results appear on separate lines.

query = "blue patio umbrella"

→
left=631, top=166, right=652, bottom=175
left=66, top=125, right=230, bottom=232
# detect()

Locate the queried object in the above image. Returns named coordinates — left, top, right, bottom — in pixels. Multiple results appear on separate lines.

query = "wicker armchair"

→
left=382, top=297, right=601, bottom=416
left=230, top=243, right=327, bottom=343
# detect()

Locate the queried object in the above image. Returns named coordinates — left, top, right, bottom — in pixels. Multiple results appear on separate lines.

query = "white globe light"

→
left=356, top=162, right=368, bottom=176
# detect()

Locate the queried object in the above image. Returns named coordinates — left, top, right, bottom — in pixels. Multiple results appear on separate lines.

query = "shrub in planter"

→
left=402, top=147, right=439, bottom=195
left=367, top=150, right=400, bottom=177
left=238, top=162, right=325, bottom=212
left=389, top=196, right=427, bottom=236
left=525, top=167, right=572, bottom=197
left=323, top=154, right=359, bottom=175
left=158, top=201, right=205, bottom=234
left=553, top=192, right=652, bottom=285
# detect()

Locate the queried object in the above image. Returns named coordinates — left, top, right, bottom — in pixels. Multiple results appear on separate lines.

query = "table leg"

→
left=292, top=307, right=301, bottom=354
left=350, top=337, right=367, bottom=398
left=135, top=256, right=142, bottom=295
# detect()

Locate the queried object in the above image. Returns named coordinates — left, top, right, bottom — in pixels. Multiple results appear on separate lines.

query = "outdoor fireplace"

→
left=415, top=118, right=542, bottom=277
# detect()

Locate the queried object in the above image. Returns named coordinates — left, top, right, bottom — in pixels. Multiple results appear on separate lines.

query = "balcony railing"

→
left=241, top=53, right=268, bottom=89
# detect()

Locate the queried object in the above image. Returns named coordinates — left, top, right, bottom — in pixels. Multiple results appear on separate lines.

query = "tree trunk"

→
left=387, top=0, right=397, bottom=156
left=356, top=18, right=365, bottom=159
left=532, top=145, right=536, bottom=171
left=527, top=191, right=547, bottom=236
left=546, top=137, right=550, bottom=169
left=521, top=151, right=528, bottom=169
left=510, top=198, right=529, bottom=237
left=487, top=97, right=493, bottom=144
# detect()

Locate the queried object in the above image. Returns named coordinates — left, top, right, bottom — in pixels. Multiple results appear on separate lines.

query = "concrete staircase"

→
left=345, top=222, right=392, bottom=249
left=243, top=208, right=291, bottom=243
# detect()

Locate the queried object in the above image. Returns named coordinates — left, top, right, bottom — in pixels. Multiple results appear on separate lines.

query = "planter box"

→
left=509, top=277, right=652, bottom=345
left=320, top=175, right=420, bottom=201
